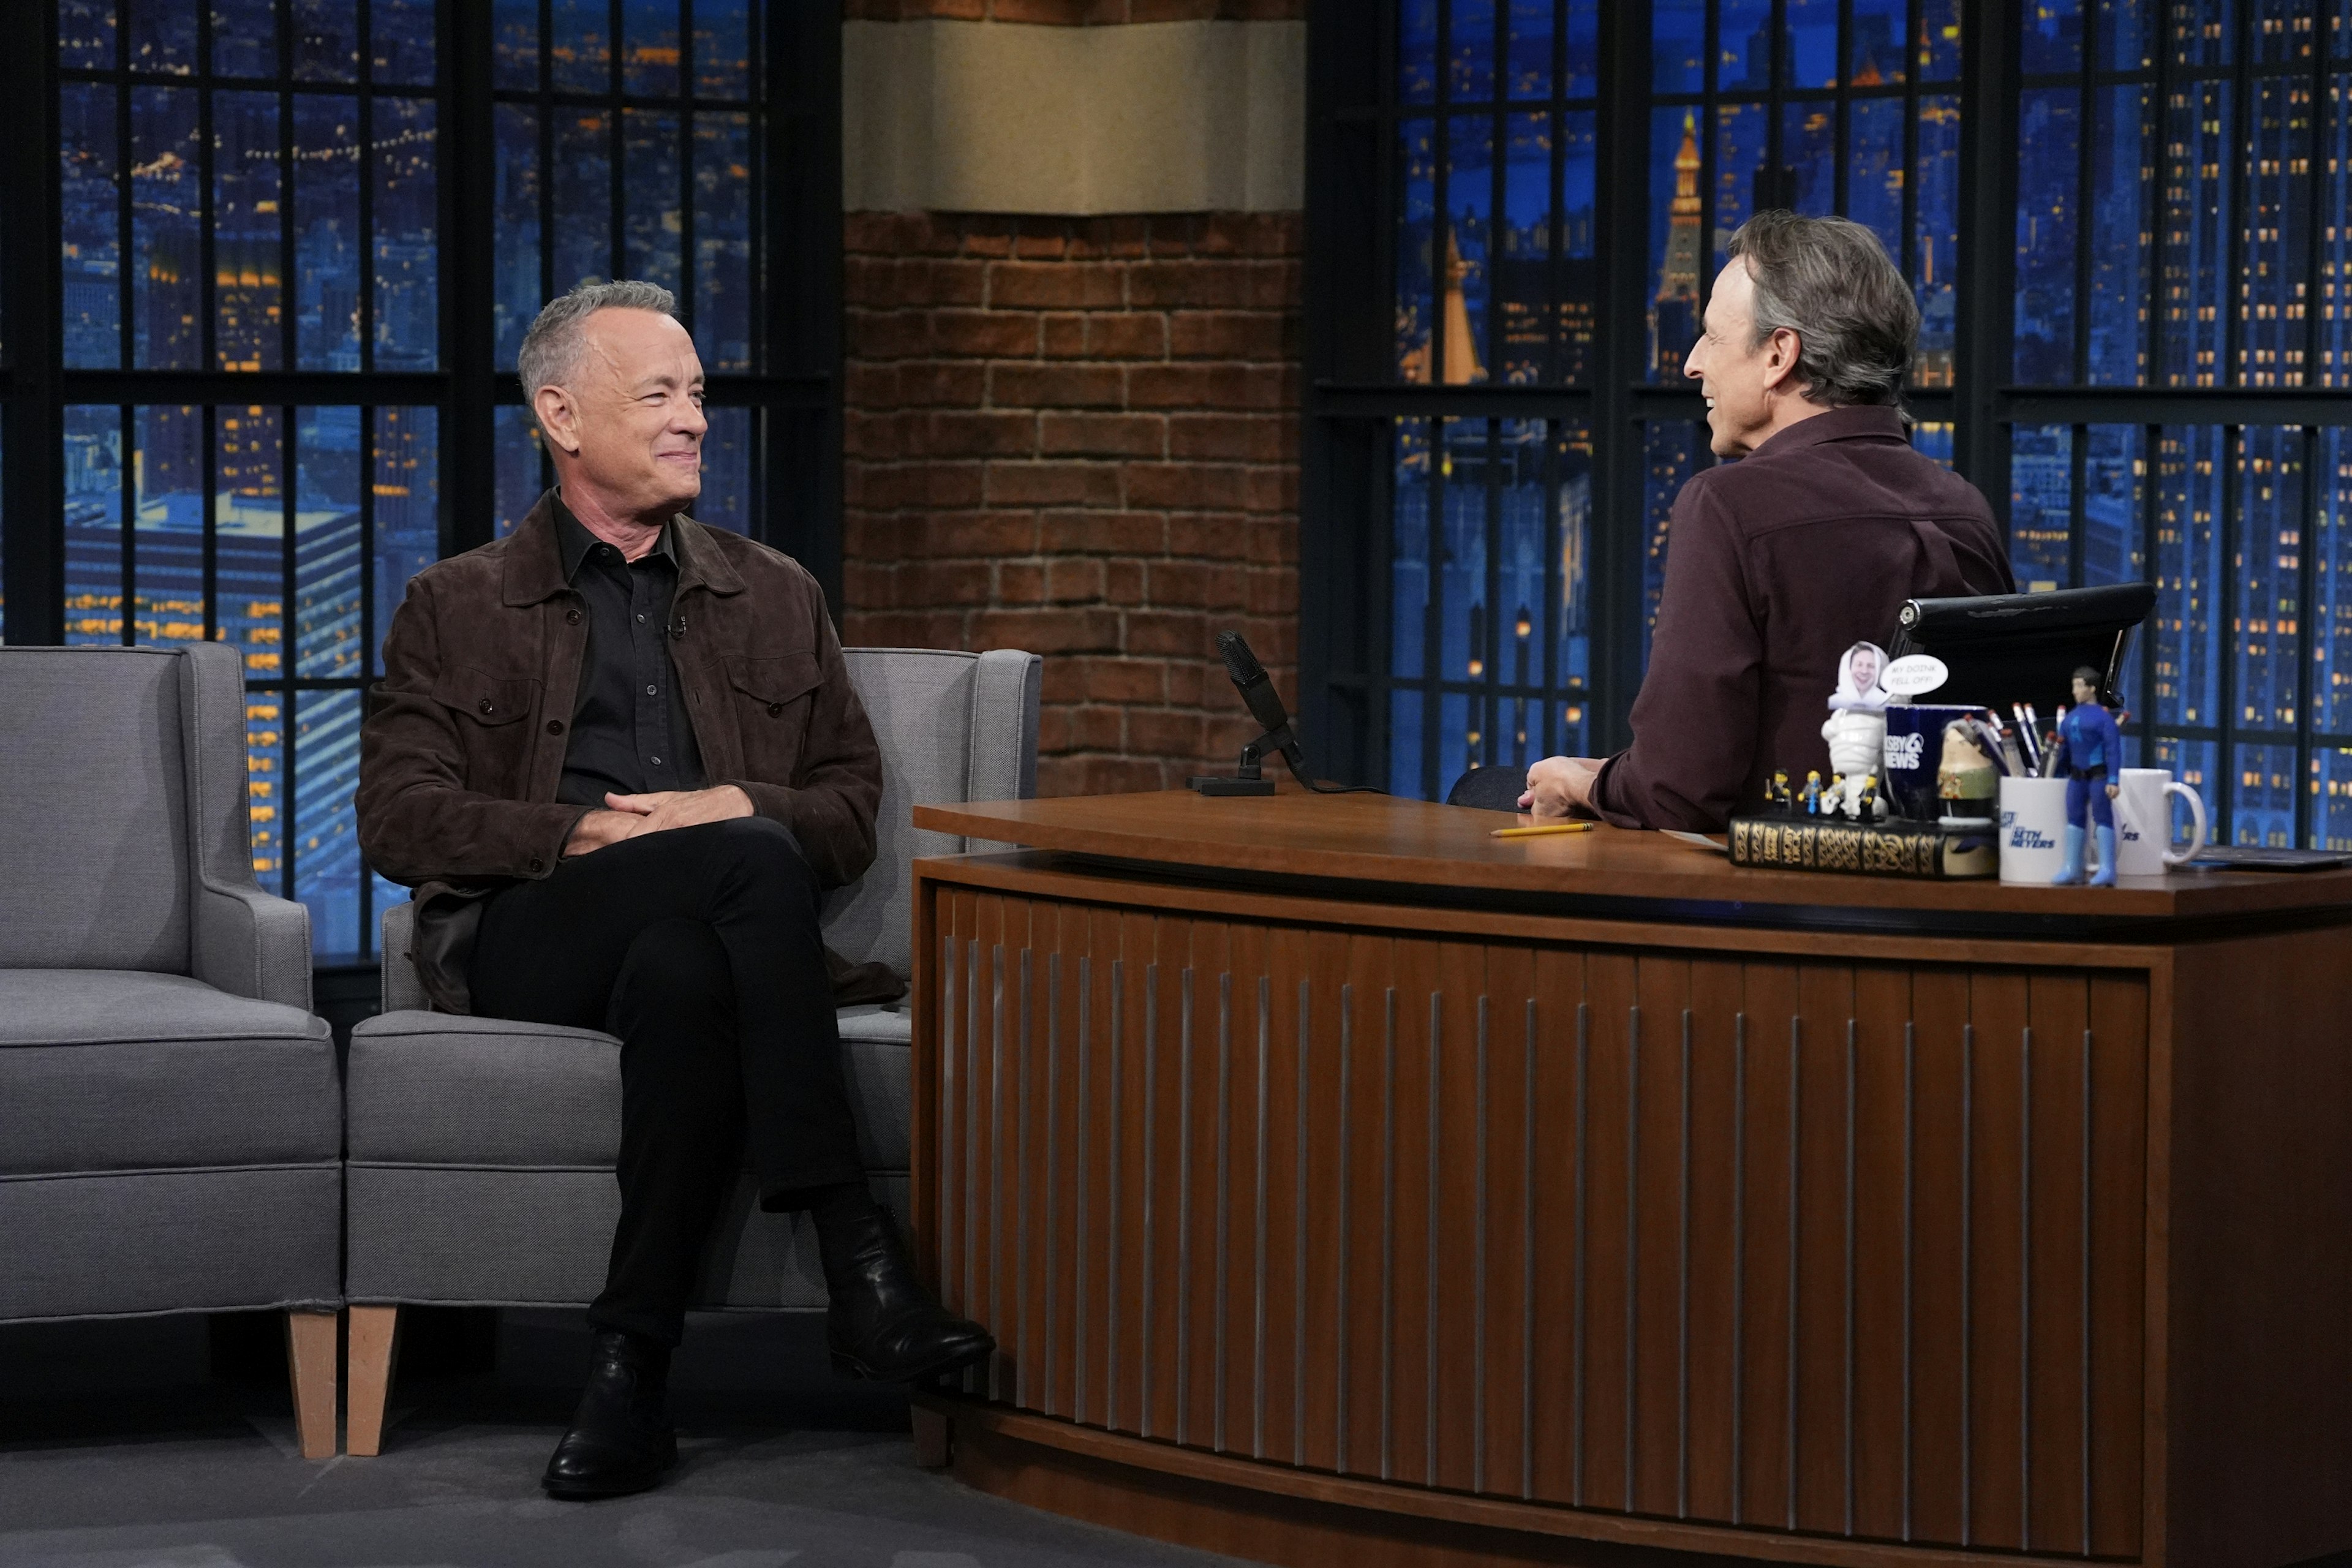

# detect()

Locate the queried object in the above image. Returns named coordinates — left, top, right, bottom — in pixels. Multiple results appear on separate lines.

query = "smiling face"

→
left=1683, top=258, right=1805, bottom=458
left=1849, top=647, right=1879, bottom=692
left=532, top=307, right=706, bottom=521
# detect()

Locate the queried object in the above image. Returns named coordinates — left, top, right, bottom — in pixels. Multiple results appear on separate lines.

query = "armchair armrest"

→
left=191, top=881, right=314, bottom=1012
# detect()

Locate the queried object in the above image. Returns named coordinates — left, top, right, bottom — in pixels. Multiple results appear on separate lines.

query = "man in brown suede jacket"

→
left=357, top=280, right=990, bottom=1501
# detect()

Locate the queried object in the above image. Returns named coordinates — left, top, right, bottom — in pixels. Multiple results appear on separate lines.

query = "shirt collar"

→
left=1745, top=402, right=1910, bottom=461
left=551, top=489, right=678, bottom=581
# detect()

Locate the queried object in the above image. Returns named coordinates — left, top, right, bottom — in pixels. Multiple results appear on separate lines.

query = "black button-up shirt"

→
left=552, top=495, right=707, bottom=808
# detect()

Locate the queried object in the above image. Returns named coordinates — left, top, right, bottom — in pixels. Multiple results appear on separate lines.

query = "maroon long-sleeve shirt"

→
left=1592, top=405, right=2013, bottom=832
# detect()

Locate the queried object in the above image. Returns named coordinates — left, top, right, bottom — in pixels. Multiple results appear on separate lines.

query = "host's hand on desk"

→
left=564, top=785, right=755, bottom=854
left=1521, top=756, right=1602, bottom=818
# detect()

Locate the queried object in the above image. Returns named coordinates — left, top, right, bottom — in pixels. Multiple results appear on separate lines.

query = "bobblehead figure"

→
left=1820, top=641, right=1890, bottom=820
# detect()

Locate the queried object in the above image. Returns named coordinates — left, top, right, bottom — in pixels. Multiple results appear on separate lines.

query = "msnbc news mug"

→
left=2113, top=767, right=2208, bottom=876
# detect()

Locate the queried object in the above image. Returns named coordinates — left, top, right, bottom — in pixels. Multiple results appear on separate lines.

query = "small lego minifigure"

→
left=2050, top=666, right=2123, bottom=887
left=1856, top=774, right=1880, bottom=820
left=1770, top=769, right=1793, bottom=813
left=1800, top=770, right=1823, bottom=816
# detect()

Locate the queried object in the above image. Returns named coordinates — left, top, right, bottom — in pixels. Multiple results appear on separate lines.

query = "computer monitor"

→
left=1884, top=582, right=2155, bottom=714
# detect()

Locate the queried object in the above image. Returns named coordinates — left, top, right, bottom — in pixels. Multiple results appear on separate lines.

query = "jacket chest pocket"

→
left=431, top=666, right=541, bottom=784
left=725, top=651, right=822, bottom=777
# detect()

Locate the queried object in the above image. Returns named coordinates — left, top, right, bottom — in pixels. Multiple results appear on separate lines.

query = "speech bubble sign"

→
left=1883, top=653, right=1950, bottom=698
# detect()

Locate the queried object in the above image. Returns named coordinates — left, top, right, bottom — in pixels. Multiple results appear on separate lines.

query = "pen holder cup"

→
left=1881, top=704, right=1997, bottom=822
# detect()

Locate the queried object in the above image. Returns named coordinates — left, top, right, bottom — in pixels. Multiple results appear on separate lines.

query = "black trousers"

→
left=470, top=816, right=865, bottom=1346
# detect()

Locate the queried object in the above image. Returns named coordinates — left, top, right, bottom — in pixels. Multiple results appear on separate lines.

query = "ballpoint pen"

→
left=2013, top=703, right=2041, bottom=777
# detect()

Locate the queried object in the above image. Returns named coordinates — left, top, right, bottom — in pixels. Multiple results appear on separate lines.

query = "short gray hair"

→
left=1724, top=212, right=1917, bottom=408
left=516, top=279, right=680, bottom=433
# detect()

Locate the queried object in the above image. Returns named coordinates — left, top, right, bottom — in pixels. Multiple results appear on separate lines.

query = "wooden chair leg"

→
left=911, top=1404, right=952, bottom=1469
left=285, top=1310, right=340, bottom=1460
left=345, top=1304, right=401, bottom=1458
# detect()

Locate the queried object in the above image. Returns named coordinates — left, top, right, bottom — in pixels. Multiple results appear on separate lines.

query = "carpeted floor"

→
left=0, top=1310, right=1251, bottom=1568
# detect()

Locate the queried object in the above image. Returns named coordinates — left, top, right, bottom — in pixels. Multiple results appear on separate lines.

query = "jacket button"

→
left=566, top=609, right=582, bottom=625
left=767, top=701, right=783, bottom=717
left=478, top=698, right=494, bottom=714
left=546, top=719, right=564, bottom=734
left=528, top=856, right=544, bottom=873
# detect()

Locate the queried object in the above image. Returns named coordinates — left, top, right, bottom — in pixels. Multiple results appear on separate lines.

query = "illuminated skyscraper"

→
left=1652, top=111, right=1704, bottom=378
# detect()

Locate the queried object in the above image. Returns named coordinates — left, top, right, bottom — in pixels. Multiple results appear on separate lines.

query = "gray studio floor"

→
left=0, top=1309, right=1250, bottom=1568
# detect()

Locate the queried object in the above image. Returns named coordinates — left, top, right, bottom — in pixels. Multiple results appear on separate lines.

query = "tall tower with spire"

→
left=1652, top=111, right=1705, bottom=377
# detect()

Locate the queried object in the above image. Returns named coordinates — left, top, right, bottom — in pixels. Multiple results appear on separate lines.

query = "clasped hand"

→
left=1520, top=755, right=1603, bottom=818
left=564, top=785, right=754, bottom=856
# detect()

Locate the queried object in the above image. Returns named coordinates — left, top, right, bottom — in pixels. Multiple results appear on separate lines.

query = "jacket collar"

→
left=1746, top=402, right=1909, bottom=461
left=501, top=489, right=745, bottom=606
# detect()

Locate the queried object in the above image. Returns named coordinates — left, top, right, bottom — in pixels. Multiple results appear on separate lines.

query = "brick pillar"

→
left=840, top=211, right=1302, bottom=796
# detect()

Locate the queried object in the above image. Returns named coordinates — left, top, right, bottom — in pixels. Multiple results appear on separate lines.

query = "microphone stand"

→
left=1186, top=721, right=1311, bottom=797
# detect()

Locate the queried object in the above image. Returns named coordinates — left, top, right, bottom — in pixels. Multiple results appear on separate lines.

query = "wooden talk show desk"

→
left=903, top=790, right=2352, bottom=1568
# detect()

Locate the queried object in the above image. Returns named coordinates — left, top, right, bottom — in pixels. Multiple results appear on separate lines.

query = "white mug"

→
left=2113, top=767, right=2208, bottom=876
left=1998, top=775, right=2072, bottom=884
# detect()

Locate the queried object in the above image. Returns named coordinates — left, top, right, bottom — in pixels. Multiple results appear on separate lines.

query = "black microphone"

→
left=1215, top=630, right=1292, bottom=741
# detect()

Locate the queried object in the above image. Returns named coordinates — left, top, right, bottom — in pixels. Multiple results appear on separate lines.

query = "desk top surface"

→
left=913, top=788, right=2352, bottom=925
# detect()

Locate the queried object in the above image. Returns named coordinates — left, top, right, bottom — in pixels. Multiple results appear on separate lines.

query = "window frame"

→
left=1306, top=0, right=2352, bottom=844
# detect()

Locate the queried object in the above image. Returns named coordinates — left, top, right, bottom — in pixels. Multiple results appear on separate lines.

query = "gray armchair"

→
left=0, top=646, right=339, bottom=1457
left=343, top=646, right=1041, bottom=1453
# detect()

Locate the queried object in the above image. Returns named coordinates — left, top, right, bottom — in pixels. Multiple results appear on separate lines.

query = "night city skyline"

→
left=45, top=0, right=761, bottom=956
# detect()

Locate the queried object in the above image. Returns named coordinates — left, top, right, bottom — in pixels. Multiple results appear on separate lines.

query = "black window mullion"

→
left=2067, top=420, right=2086, bottom=589
left=202, top=404, right=217, bottom=643
left=1833, top=0, right=1852, bottom=216
left=198, top=3, right=217, bottom=374
left=1766, top=0, right=1785, bottom=201
left=358, top=402, right=377, bottom=954
left=279, top=398, right=298, bottom=902
left=608, top=0, right=624, bottom=278
left=119, top=401, right=135, bottom=645
left=1546, top=0, right=1566, bottom=385
left=1424, top=415, right=1447, bottom=799
left=2138, top=419, right=2161, bottom=761
left=2070, top=6, right=2097, bottom=385
left=115, top=51, right=133, bottom=370
left=2217, top=423, right=2240, bottom=835
left=2296, top=421, right=2320, bottom=843
left=1541, top=417, right=1561, bottom=757
left=277, top=1, right=296, bottom=379
left=358, top=0, right=376, bottom=373
left=1482, top=417, right=1502, bottom=769
left=678, top=0, right=696, bottom=340
left=1426, top=0, right=1451, bottom=799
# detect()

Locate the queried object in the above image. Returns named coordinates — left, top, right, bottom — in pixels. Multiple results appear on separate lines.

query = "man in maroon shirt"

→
left=1523, top=211, right=2011, bottom=831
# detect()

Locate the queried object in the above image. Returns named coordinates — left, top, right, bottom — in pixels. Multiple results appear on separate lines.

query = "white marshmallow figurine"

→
left=1820, top=641, right=1890, bottom=820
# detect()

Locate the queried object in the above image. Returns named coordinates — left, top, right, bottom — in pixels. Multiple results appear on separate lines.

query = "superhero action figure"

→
left=2051, top=665, right=2122, bottom=887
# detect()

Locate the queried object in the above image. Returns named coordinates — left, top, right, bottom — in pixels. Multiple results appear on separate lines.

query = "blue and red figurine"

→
left=2051, top=665, right=2122, bottom=887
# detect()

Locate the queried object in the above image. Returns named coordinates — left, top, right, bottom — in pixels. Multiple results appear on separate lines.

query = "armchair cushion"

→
left=349, top=1011, right=913, bottom=1172
left=0, top=971, right=336, bottom=1175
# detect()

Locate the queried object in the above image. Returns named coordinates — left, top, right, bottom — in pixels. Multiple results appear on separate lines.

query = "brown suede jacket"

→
left=357, top=492, right=884, bottom=1005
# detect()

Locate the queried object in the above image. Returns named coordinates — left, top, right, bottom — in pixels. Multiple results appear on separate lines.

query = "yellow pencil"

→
left=1490, top=821, right=1595, bottom=839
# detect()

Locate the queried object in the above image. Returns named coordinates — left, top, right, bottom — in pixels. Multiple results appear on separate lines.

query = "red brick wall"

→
left=840, top=211, right=1302, bottom=797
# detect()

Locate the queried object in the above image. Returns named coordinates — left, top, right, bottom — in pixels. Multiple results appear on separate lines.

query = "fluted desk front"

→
left=903, top=790, right=2352, bottom=1568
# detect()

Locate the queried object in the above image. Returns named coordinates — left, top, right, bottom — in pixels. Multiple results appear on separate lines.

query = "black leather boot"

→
left=541, top=1329, right=678, bottom=1500
left=819, top=1203, right=995, bottom=1384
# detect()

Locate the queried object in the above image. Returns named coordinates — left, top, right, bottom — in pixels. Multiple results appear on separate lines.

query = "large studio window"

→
left=23, top=1, right=837, bottom=961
